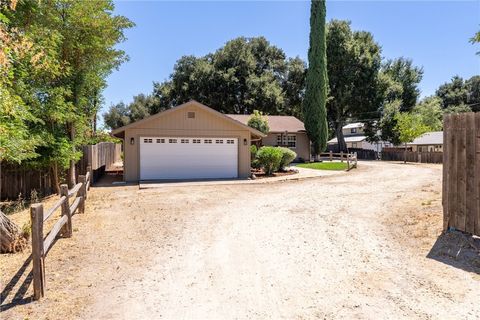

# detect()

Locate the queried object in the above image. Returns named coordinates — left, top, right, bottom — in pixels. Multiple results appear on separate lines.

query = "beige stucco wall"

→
left=123, top=104, right=252, bottom=182
left=261, top=132, right=311, bottom=161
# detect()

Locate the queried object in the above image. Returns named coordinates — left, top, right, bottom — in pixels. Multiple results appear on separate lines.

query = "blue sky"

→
left=102, top=0, right=480, bottom=123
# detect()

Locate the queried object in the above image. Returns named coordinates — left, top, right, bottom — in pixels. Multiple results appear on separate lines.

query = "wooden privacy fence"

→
left=381, top=150, right=443, bottom=164
left=443, top=113, right=480, bottom=236
left=30, top=167, right=91, bottom=300
left=319, top=151, right=358, bottom=171
left=1, top=142, right=121, bottom=200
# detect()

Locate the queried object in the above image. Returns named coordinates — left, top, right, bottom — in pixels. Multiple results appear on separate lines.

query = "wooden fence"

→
left=348, top=148, right=377, bottom=160
left=1, top=142, right=121, bottom=200
left=443, top=113, right=480, bottom=236
left=381, top=149, right=443, bottom=164
left=319, top=151, right=358, bottom=171
left=30, top=167, right=91, bottom=300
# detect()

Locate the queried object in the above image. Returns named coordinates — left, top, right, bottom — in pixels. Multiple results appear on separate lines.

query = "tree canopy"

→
left=325, top=20, right=382, bottom=151
left=104, top=37, right=306, bottom=129
left=1, top=0, right=133, bottom=188
left=247, top=110, right=270, bottom=134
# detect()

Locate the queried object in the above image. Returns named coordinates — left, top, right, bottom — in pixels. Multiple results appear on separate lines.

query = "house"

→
left=226, top=114, right=311, bottom=161
left=327, top=122, right=392, bottom=152
left=407, top=131, right=443, bottom=152
left=111, top=100, right=265, bottom=182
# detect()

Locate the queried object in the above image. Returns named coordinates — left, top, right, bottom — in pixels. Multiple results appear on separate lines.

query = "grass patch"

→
left=297, top=162, right=348, bottom=171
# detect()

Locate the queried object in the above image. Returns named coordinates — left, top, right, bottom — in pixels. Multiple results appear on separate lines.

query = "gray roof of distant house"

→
left=343, top=122, right=364, bottom=129
left=408, top=131, right=443, bottom=145
left=328, top=135, right=367, bottom=144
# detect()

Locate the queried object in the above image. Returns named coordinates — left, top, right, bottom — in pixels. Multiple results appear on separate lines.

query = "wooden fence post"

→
left=340, top=151, right=344, bottom=163
left=329, top=150, right=333, bottom=162
left=354, top=152, right=358, bottom=168
left=86, top=165, right=92, bottom=189
left=347, top=153, right=350, bottom=170
left=60, top=184, right=72, bottom=238
left=31, top=203, right=45, bottom=300
left=78, top=175, right=86, bottom=214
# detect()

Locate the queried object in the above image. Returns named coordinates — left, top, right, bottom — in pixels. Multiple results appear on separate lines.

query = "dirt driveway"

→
left=1, top=161, right=479, bottom=319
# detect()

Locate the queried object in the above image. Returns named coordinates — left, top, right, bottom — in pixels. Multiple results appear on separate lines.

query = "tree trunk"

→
left=51, top=162, right=60, bottom=194
left=67, top=123, right=76, bottom=188
left=0, top=211, right=28, bottom=253
left=404, top=142, right=407, bottom=164
left=335, top=121, right=347, bottom=152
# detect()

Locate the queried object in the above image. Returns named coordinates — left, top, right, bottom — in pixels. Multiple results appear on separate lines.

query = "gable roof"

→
left=226, top=114, right=305, bottom=133
left=111, top=100, right=266, bottom=138
left=407, top=131, right=443, bottom=145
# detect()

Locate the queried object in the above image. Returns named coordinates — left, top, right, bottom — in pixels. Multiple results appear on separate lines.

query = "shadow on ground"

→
left=427, top=231, right=480, bottom=274
left=0, top=254, right=34, bottom=312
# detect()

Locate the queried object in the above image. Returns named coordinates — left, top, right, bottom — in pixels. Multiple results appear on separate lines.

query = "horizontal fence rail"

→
left=30, top=167, right=91, bottom=300
left=318, top=151, right=358, bottom=171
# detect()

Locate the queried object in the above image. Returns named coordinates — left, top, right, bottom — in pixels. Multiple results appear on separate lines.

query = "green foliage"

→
left=256, top=146, right=283, bottom=175
left=325, top=20, right=382, bottom=151
left=471, top=31, right=480, bottom=55
left=0, top=0, right=133, bottom=190
left=412, top=96, right=443, bottom=131
left=147, top=37, right=306, bottom=116
left=303, top=0, right=328, bottom=155
left=394, top=112, right=429, bottom=145
left=247, top=110, right=269, bottom=134
left=278, top=147, right=297, bottom=171
left=443, top=104, right=472, bottom=114
left=297, top=162, right=347, bottom=171
left=435, top=76, right=479, bottom=111
left=250, top=144, right=258, bottom=158
left=381, top=58, right=424, bottom=111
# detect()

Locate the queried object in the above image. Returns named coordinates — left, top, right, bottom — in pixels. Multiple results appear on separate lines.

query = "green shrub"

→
left=250, top=144, right=258, bottom=160
left=256, top=146, right=283, bottom=175
left=278, top=147, right=297, bottom=170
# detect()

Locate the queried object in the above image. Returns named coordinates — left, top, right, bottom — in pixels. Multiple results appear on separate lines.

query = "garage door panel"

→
left=140, top=137, right=238, bottom=180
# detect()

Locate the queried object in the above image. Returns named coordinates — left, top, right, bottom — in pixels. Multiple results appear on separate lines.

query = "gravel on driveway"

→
left=1, top=161, right=479, bottom=319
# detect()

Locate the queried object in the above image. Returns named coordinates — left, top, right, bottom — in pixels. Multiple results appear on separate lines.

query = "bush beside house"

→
left=254, top=146, right=297, bottom=175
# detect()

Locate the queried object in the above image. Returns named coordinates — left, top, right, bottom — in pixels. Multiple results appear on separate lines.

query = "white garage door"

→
left=140, top=137, right=238, bottom=180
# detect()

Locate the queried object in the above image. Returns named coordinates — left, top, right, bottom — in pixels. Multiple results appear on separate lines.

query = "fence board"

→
left=443, top=113, right=480, bottom=236
left=476, top=113, right=480, bottom=236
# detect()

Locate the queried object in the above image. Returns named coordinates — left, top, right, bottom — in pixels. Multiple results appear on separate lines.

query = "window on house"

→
left=351, top=128, right=357, bottom=134
left=276, top=135, right=282, bottom=146
left=187, top=111, right=195, bottom=119
left=215, top=139, right=223, bottom=144
left=352, top=142, right=357, bottom=148
left=204, top=139, right=212, bottom=144
left=287, top=135, right=296, bottom=148
left=226, top=139, right=234, bottom=144
left=144, top=138, right=153, bottom=143
left=156, top=138, right=165, bottom=143
left=181, top=139, right=189, bottom=143
left=169, top=139, right=177, bottom=143
left=192, top=139, right=201, bottom=144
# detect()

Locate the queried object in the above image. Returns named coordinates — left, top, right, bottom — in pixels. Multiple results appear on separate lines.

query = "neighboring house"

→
left=327, top=122, right=392, bottom=152
left=226, top=114, right=311, bottom=162
left=112, top=100, right=265, bottom=181
left=407, top=131, right=443, bottom=152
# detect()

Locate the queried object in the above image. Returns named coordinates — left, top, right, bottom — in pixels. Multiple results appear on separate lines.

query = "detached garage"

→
left=112, top=100, right=265, bottom=182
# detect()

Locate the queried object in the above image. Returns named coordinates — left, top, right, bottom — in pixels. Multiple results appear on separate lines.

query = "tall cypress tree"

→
left=303, top=0, right=328, bottom=156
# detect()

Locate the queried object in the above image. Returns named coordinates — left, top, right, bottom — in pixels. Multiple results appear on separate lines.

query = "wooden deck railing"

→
left=318, top=151, right=358, bottom=171
left=30, top=167, right=91, bottom=300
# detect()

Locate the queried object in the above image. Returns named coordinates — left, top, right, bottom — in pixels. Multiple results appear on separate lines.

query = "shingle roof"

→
left=226, top=114, right=305, bottom=132
left=327, top=135, right=367, bottom=144
left=408, top=131, right=443, bottom=145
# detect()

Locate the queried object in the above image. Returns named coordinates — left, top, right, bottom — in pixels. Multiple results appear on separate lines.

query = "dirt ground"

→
left=1, top=161, right=479, bottom=319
